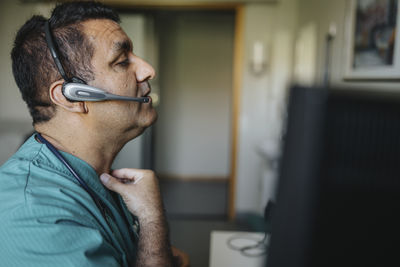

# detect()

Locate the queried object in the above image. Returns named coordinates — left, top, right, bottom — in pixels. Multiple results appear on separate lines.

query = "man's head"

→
left=11, top=1, right=156, bottom=138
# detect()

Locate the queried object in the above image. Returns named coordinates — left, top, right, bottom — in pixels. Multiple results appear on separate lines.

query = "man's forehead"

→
left=82, top=19, right=131, bottom=49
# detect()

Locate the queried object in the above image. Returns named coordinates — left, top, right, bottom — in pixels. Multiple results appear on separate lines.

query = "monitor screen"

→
left=267, top=86, right=400, bottom=267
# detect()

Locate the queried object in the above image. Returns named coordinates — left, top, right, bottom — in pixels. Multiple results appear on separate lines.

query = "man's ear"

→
left=49, top=80, right=87, bottom=113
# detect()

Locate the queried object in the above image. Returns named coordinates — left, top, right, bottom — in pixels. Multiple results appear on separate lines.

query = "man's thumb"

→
left=100, top=173, right=122, bottom=192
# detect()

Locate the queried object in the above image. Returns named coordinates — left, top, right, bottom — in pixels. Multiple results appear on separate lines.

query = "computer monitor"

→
left=267, top=86, right=400, bottom=267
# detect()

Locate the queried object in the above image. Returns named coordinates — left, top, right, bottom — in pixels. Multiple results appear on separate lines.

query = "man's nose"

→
left=133, top=55, right=155, bottom=82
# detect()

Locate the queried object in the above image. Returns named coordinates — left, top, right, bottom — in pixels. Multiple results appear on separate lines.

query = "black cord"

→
left=226, top=233, right=269, bottom=257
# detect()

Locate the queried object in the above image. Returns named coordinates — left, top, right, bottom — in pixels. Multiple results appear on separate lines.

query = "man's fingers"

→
left=101, top=169, right=154, bottom=193
left=112, top=168, right=139, bottom=178
left=100, top=173, right=125, bottom=193
left=112, top=168, right=149, bottom=183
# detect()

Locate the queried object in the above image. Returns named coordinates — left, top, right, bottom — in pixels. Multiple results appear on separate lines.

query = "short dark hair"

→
left=11, top=1, right=120, bottom=124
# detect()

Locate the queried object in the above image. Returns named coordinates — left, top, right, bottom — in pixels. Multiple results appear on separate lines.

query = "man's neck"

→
left=35, top=119, right=128, bottom=175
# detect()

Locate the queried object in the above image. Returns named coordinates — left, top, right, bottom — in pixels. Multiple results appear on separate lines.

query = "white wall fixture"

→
left=328, top=21, right=337, bottom=38
left=250, top=41, right=267, bottom=75
left=294, top=22, right=318, bottom=86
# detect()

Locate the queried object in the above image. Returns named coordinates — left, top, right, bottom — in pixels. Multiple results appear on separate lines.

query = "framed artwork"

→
left=343, top=0, right=400, bottom=80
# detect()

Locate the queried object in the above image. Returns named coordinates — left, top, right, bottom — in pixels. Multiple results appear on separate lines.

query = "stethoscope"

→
left=35, top=133, right=139, bottom=244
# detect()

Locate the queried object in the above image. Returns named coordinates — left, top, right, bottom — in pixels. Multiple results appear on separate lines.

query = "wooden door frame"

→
left=228, top=5, right=244, bottom=220
left=103, top=1, right=245, bottom=220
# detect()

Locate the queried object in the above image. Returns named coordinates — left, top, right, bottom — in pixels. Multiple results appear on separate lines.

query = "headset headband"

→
left=44, top=20, right=76, bottom=83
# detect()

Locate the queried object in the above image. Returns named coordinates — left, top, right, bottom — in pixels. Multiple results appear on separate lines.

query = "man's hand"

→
left=100, top=169, right=173, bottom=267
left=100, top=169, right=163, bottom=223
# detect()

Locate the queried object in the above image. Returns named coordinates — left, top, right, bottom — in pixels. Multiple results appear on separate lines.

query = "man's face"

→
left=82, top=19, right=157, bottom=139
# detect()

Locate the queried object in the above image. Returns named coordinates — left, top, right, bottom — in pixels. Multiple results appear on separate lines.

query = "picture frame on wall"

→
left=343, top=0, right=400, bottom=80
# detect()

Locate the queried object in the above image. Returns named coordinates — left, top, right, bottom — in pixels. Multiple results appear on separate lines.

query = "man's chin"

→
left=125, top=111, right=158, bottom=136
left=142, top=108, right=158, bottom=127
left=148, top=111, right=158, bottom=126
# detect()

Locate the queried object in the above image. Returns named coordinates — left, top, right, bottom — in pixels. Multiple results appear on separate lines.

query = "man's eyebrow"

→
left=112, top=39, right=133, bottom=54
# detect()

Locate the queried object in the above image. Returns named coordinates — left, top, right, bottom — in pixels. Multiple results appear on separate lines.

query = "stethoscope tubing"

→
left=35, top=134, right=114, bottom=230
left=35, top=133, right=138, bottom=244
left=36, top=134, right=92, bottom=193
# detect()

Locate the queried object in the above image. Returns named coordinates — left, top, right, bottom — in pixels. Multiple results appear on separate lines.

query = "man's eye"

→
left=117, top=59, right=130, bottom=67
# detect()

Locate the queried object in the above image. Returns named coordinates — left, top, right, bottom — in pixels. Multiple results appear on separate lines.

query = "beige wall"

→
left=155, top=11, right=234, bottom=177
left=235, top=0, right=299, bottom=214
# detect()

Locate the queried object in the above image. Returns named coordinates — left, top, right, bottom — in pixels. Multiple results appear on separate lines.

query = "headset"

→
left=44, top=20, right=150, bottom=103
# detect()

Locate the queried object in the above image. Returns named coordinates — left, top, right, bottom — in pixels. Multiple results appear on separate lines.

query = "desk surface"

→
left=209, top=231, right=267, bottom=267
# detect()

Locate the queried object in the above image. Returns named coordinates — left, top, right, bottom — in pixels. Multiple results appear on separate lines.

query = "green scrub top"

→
left=0, top=135, right=138, bottom=267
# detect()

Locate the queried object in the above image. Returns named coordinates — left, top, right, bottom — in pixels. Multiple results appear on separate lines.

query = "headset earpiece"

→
left=61, top=77, right=87, bottom=102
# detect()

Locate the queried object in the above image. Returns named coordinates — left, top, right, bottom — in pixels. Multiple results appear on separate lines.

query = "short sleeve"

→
left=0, top=193, right=122, bottom=267
left=0, top=141, right=133, bottom=267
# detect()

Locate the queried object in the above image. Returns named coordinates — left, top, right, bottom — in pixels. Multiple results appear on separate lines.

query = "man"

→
left=0, top=1, right=188, bottom=266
